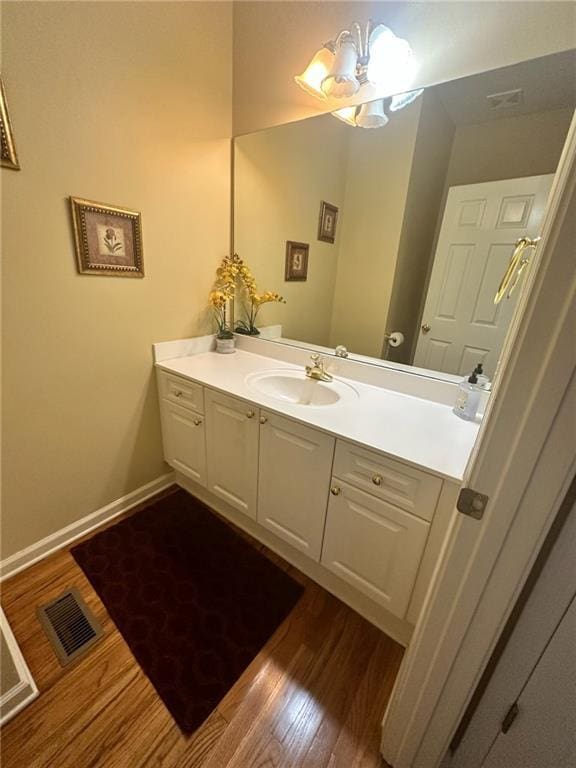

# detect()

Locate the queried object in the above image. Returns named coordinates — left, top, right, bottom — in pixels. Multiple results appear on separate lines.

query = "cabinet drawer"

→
left=321, top=481, right=429, bottom=619
left=158, top=371, right=204, bottom=414
left=333, top=441, right=442, bottom=522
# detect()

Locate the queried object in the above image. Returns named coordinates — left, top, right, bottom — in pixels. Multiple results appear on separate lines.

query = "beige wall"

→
left=329, top=101, right=421, bottom=357
left=444, top=108, right=575, bottom=188
left=233, top=1, right=576, bottom=134
left=386, top=91, right=454, bottom=364
left=234, top=116, right=348, bottom=345
left=1, top=1, right=232, bottom=558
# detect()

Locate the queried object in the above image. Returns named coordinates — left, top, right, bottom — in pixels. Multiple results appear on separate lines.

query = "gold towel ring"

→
left=494, top=237, right=541, bottom=305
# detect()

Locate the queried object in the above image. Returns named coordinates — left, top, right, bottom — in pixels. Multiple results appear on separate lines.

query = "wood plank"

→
left=0, top=490, right=403, bottom=767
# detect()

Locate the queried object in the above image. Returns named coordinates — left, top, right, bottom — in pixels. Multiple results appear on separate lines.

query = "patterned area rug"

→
left=72, top=489, right=303, bottom=733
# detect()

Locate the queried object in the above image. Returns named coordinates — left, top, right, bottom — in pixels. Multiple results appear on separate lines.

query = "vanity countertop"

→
left=156, top=350, right=481, bottom=482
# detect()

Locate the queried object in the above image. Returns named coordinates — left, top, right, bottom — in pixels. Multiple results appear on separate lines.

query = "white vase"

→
left=216, top=337, right=236, bottom=354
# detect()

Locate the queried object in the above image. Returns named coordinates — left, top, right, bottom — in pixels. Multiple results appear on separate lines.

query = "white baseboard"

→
left=0, top=472, right=176, bottom=582
left=175, top=472, right=413, bottom=647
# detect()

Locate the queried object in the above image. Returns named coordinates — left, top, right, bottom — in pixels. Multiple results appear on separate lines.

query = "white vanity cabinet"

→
left=158, top=373, right=206, bottom=486
left=257, top=410, right=334, bottom=560
left=156, top=365, right=455, bottom=641
left=205, top=389, right=260, bottom=519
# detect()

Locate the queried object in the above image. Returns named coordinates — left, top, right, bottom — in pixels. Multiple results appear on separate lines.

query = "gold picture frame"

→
left=285, top=241, right=309, bottom=281
left=317, top=200, right=338, bottom=244
left=70, top=197, right=144, bottom=277
left=0, top=77, right=20, bottom=170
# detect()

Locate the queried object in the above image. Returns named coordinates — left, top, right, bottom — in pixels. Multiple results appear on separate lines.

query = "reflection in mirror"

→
left=234, top=51, right=575, bottom=379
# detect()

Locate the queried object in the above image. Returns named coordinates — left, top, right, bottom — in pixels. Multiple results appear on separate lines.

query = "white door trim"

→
left=381, top=110, right=576, bottom=768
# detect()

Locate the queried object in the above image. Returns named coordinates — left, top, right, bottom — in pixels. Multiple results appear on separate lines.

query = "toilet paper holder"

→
left=384, top=331, right=404, bottom=348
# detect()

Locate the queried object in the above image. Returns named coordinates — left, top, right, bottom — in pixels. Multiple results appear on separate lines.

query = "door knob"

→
left=421, top=323, right=431, bottom=334
left=193, top=418, right=202, bottom=426
left=372, top=474, right=383, bottom=486
left=259, top=416, right=267, bottom=424
left=246, top=410, right=255, bottom=419
left=330, top=486, right=341, bottom=496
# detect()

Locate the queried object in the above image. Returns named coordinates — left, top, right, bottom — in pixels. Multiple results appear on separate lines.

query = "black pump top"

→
left=473, top=363, right=484, bottom=376
left=468, top=371, right=479, bottom=384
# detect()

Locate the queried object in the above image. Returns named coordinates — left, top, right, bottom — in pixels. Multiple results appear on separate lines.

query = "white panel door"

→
left=414, top=175, right=553, bottom=376
left=481, top=595, right=576, bottom=768
left=160, top=400, right=206, bottom=486
left=321, top=481, right=430, bottom=619
left=205, top=389, right=259, bottom=519
left=258, top=410, right=335, bottom=560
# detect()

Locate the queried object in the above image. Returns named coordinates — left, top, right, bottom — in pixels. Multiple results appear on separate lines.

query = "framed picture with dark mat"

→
left=70, top=197, right=144, bottom=277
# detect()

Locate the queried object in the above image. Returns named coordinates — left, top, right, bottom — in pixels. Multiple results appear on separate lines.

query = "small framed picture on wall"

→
left=285, top=241, right=309, bottom=281
left=70, top=197, right=144, bottom=277
left=317, top=201, right=338, bottom=244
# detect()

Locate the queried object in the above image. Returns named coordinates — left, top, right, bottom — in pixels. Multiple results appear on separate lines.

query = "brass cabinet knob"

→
left=246, top=410, right=255, bottom=419
left=174, top=390, right=183, bottom=397
left=330, top=486, right=341, bottom=496
left=193, top=418, right=202, bottom=426
left=421, top=324, right=431, bottom=334
left=372, top=474, right=383, bottom=486
left=259, top=416, right=267, bottom=424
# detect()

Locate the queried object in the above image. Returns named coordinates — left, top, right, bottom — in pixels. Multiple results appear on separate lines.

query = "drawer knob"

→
left=330, top=486, right=341, bottom=496
left=193, top=418, right=202, bottom=426
left=372, top=474, right=383, bottom=486
left=259, top=416, right=267, bottom=424
left=174, top=390, right=183, bottom=397
left=247, top=410, right=255, bottom=419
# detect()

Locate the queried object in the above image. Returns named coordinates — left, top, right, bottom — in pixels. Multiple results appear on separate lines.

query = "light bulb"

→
left=355, top=100, right=389, bottom=129
left=321, top=38, right=360, bottom=98
left=389, top=88, right=424, bottom=111
left=332, top=106, right=358, bottom=126
left=367, top=24, right=417, bottom=94
left=294, top=47, right=335, bottom=100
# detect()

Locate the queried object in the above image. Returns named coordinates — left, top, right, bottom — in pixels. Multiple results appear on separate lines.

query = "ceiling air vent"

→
left=486, top=88, right=524, bottom=110
left=37, top=587, right=103, bottom=666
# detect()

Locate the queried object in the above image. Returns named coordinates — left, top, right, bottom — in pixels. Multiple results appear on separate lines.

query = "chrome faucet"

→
left=305, top=354, right=333, bottom=382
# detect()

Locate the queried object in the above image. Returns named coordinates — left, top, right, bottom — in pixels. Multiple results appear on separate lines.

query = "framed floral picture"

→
left=70, top=197, right=144, bottom=277
left=285, top=241, right=309, bottom=281
left=317, top=200, right=338, bottom=244
left=0, top=78, right=20, bottom=170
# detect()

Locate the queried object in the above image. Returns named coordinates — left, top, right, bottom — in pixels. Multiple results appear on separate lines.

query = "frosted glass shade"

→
left=332, top=106, right=358, bottom=126
left=367, top=24, right=417, bottom=94
left=390, top=88, right=424, bottom=111
left=356, top=100, right=389, bottom=129
left=321, top=39, right=360, bottom=98
left=294, top=47, right=334, bottom=99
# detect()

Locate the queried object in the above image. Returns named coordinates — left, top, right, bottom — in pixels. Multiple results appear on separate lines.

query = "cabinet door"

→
left=321, top=481, right=429, bottom=619
left=258, top=411, right=335, bottom=560
left=160, top=400, right=206, bottom=486
left=205, top=389, right=259, bottom=519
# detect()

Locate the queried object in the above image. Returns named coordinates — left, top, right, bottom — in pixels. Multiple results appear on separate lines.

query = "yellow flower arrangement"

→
left=209, top=253, right=285, bottom=338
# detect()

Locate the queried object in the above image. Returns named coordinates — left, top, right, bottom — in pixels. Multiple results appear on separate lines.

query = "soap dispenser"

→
left=453, top=370, right=481, bottom=421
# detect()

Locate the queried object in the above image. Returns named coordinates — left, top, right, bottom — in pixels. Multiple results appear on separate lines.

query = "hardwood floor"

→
left=1, top=487, right=403, bottom=767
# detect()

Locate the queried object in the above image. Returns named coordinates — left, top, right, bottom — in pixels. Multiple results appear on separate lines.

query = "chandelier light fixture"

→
left=295, top=20, right=423, bottom=129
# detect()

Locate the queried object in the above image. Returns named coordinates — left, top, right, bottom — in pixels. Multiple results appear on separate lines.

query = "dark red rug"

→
left=71, top=489, right=303, bottom=734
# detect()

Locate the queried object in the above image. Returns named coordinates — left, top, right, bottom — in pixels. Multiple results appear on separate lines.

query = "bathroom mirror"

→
left=233, top=50, right=575, bottom=380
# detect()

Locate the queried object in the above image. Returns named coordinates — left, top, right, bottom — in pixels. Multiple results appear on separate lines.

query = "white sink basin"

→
left=245, top=369, right=358, bottom=407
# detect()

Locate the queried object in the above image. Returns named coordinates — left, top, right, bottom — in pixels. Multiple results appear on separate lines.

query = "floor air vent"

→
left=37, top=587, right=103, bottom=666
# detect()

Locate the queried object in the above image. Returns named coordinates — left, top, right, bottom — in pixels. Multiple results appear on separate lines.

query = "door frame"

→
left=381, top=110, right=576, bottom=768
